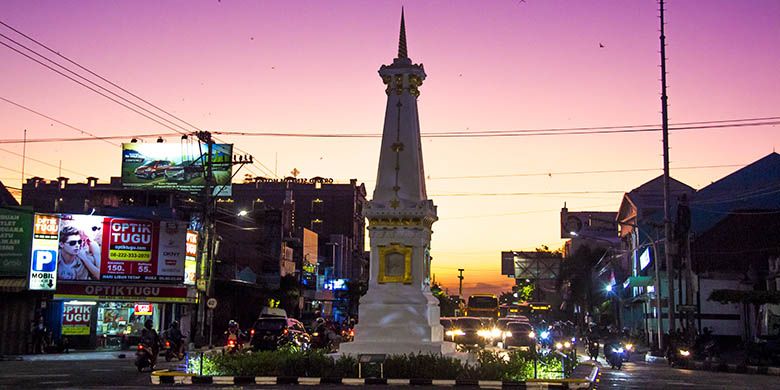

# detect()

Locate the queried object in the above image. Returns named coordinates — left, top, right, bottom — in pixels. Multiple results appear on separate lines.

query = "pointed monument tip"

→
left=398, top=8, right=408, bottom=59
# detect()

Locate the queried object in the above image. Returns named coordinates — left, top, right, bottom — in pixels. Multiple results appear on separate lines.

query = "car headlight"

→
left=491, top=328, right=502, bottom=338
left=625, top=343, right=634, bottom=351
left=555, top=342, right=563, bottom=350
left=612, top=347, right=624, bottom=353
left=477, top=329, right=492, bottom=338
left=528, top=331, right=536, bottom=339
left=445, top=329, right=465, bottom=336
left=504, top=331, right=513, bottom=338
left=564, top=341, right=571, bottom=349
left=679, top=349, right=690, bottom=357
left=540, top=331, right=550, bottom=340
left=571, top=337, right=576, bottom=343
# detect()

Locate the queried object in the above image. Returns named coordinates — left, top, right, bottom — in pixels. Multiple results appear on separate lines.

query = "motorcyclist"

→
left=140, top=319, right=160, bottom=368
left=224, top=320, right=243, bottom=353
left=166, top=321, right=184, bottom=358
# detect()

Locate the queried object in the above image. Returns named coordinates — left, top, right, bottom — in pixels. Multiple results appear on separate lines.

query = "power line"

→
left=432, top=190, right=625, bottom=197
left=0, top=146, right=88, bottom=178
left=0, top=40, right=190, bottom=135
left=429, top=164, right=746, bottom=180
left=0, top=20, right=277, bottom=178
left=0, top=96, right=121, bottom=147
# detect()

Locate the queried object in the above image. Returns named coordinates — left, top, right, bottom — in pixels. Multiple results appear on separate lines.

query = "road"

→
left=597, top=360, right=780, bottom=389
left=0, top=358, right=180, bottom=388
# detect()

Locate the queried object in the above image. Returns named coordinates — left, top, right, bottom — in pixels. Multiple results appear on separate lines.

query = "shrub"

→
left=186, top=348, right=570, bottom=380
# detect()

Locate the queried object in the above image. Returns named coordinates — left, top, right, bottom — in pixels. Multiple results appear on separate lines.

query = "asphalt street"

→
left=597, top=360, right=780, bottom=389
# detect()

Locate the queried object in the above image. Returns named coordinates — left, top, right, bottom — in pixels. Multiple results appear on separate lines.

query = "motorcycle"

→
left=606, top=344, right=625, bottom=370
left=224, top=331, right=243, bottom=354
left=587, top=339, right=600, bottom=361
left=341, top=327, right=355, bottom=343
left=163, top=338, right=185, bottom=362
left=668, top=346, right=692, bottom=367
left=134, top=343, right=155, bottom=372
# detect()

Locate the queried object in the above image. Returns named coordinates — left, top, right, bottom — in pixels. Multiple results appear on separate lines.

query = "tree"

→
left=345, top=279, right=368, bottom=317
left=276, top=274, right=302, bottom=317
left=431, top=282, right=458, bottom=317
left=557, top=245, right=603, bottom=318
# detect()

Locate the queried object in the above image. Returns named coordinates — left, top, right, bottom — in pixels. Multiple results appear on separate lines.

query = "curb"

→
left=675, top=359, right=780, bottom=377
left=151, top=365, right=600, bottom=388
left=0, top=355, right=23, bottom=361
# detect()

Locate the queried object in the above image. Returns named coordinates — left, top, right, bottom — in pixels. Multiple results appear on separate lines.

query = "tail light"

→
left=349, top=330, right=354, bottom=337
left=138, top=344, right=144, bottom=350
left=250, top=329, right=255, bottom=336
left=165, top=341, right=170, bottom=348
left=228, top=340, right=235, bottom=347
left=283, top=329, right=289, bottom=335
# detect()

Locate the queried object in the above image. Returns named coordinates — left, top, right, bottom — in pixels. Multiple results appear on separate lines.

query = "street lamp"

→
left=237, top=210, right=248, bottom=217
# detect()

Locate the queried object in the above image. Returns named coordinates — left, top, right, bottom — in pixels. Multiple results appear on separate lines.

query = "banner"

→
left=121, top=143, right=233, bottom=196
left=183, top=230, right=198, bottom=285
left=0, top=207, right=32, bottom=277
left=62, top=304, right=92, bottom=335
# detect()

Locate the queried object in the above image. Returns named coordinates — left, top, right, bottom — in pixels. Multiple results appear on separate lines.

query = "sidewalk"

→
left=15, top=346, right=214, bottom=362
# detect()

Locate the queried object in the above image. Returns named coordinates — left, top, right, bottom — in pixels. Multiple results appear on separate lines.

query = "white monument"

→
left=339, top=11, right=456, bottom=356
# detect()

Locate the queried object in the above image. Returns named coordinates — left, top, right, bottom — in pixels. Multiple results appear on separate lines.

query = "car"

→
left=447, top=317, right=487, bottom=347
left=134, top=160, right=172, bottom=179
left=164, top=160, right=203, bottom=182
left=502, top=322, right=535, bottom=350
left=249, top=316, right=311, bottom=351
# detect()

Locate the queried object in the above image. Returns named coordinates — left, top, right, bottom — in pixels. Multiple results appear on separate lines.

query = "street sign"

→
left=206, top=297, right=218, bottom=309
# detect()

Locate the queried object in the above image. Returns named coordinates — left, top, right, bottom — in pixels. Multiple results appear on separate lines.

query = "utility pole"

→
left=457, top=268, right=464, bottom=299
left=659, top=0, right=676, bottom=339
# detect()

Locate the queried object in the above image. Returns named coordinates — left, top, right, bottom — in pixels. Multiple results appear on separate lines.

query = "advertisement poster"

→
left=57, top=215, right=104, bottom=281
left=121, top=143, right=233, bottom=196
left=183, top=230, right=198, bottom=285
left=29, top=214, right=60, bottom=290
left=56, top=214, right=185, bottom=282
left=62, top=304, right=92, bottom=336
left=0, top=207, right=32, bottom=277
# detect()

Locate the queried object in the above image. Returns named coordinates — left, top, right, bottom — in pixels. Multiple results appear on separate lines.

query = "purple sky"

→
left=1, top=1, right=779, bottom=295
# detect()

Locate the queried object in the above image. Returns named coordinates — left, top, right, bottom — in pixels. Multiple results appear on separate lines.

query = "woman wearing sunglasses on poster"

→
left=57, top=225, right=101, bottom=280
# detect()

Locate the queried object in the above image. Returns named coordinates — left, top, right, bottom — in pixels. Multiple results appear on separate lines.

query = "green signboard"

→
left=0, top=207, right=33, bottom=277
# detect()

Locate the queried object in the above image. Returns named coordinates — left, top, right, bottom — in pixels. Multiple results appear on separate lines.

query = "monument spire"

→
left=398, top=8, right=408, bottom=59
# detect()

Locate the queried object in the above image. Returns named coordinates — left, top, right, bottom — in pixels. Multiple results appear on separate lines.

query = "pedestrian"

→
left=31, top=315, right=47, bottom=354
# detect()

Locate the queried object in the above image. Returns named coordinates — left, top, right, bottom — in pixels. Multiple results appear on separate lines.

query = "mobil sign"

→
left=29, top=214, right=60, bottom=291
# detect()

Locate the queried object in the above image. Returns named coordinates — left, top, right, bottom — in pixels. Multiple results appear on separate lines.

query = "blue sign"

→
left=323, top=278, right=348, bottom=291
left=32, top=250, right=57, bottom=272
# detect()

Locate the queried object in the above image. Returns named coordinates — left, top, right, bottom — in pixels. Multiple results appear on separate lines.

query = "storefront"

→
left=52, top=283, right=196, bottom=350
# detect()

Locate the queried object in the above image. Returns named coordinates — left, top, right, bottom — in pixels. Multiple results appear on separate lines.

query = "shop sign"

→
left=29, top=214, right=60, bottom=290
left=54, top=283, right=195, bottom=303
left=134, top=303, right=153, bottom=315
left=62, top=304, right=91, bottom=335
left=0, top=207, right=33, bottom=277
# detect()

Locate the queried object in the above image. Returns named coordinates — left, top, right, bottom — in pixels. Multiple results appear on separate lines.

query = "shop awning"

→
left=0, top=278, right=28, bottom=293
left=626, top=276, right=654, bottom=288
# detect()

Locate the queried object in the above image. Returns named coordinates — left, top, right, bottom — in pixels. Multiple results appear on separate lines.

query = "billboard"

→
left=56, top=214, right=186, bottom=282
left=29, top=214, right=60, bottom=290
left=0, top=207, right=33, bottom=277
left=121, top=143, right=233, bottom=196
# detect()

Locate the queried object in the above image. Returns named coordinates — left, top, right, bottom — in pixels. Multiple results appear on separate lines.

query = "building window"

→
left=311, top=219, right=323, bottom=233
left=311, top=198, right=324, bottom=213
